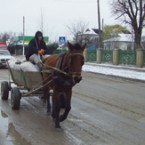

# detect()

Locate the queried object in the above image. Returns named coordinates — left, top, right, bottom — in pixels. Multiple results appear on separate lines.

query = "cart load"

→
left=8, top=60, right=43, bottom=90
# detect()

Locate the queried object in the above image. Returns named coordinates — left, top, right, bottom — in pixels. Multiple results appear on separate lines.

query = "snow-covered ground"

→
left=83, top=62, right=145, bottom=81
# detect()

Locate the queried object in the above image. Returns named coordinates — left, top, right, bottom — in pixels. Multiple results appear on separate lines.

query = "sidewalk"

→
left=83, top=62, right=145, bottom=82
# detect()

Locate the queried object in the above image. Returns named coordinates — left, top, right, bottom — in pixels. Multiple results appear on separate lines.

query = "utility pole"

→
left=41, top=8, right=43, bottom=33
left=22, top=16, right=25, bottom=56
left=97, top=0, right=102, bottom=48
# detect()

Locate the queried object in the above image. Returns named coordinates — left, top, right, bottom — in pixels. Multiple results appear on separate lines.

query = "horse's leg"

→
left=42, top=73, right=51, bottom=113
left=52, top=91, right=61, bottom=128
left=51, top=95, right=55, bottom=119
left=59, top=89, right=72, bottom=122
left=46, top=92, right=51, bottom=114
left=43, top=84, right=51, bottom=113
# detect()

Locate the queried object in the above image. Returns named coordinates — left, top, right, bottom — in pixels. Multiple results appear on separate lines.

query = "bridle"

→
left=61, top=51, right=84, bottom=84
left=65, top=52, right=84, bottom=72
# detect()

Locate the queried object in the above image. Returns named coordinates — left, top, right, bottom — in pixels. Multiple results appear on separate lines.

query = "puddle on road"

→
left=0, top=108, right=31, bottom=145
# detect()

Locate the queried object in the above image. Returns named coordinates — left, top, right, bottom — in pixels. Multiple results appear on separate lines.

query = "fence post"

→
left=136, top=49, right=143, bottom=67
left=83, top=48, right=87, bottom=62
left=113, top=48, right=119, bottom=65
left=97, top=48, right=102, bottom=64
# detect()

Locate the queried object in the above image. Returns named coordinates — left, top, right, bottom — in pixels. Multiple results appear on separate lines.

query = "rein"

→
left=42, top=63, right=69, bottom=76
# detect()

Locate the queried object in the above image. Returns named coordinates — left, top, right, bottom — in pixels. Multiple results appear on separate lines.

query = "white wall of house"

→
left=103, top=34, right=134, bottom=50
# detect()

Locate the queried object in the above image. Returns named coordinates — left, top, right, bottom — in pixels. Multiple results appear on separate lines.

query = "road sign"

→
left=59, top=36, right=66, bottom=44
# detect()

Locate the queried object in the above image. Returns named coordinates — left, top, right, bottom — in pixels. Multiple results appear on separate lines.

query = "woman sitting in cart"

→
left=25, top=31, right=49, bottom=70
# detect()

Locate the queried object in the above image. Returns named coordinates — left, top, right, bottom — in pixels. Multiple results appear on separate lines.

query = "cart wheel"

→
left=1, top=81, right=9, bottom=100
left=11, top=87, right=21, bottom=110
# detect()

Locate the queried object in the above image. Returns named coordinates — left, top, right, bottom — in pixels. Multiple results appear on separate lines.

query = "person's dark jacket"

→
left=26, top=31, right=48, bottom=60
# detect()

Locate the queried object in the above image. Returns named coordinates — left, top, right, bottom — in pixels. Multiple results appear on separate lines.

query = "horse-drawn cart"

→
left=1, top=60, right=52, bottom=110
left=1, top=42, right=86, bottom=128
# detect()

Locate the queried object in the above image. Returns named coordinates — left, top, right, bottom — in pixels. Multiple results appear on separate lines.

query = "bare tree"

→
left=0, top=32, right=16, bottom=45
left=66, top=21, right=89, bottom=44
left=111, top=0, right=145, bottom=49
left=0, top=32, right=9, bottom=42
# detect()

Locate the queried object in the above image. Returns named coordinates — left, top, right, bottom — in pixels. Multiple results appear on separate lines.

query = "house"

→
left=103, top=33, right=134, bottom=50
left=77, top=28, right=102, bottom=50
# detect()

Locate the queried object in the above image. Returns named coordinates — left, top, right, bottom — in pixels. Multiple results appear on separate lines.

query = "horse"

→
left=42, top=41, right=86, bottom=128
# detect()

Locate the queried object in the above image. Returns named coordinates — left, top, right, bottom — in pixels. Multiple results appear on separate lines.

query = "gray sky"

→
left=0, top=0, right=118, bottom=41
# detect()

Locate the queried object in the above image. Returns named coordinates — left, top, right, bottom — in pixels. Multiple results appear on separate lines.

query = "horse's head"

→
left=64, top=41, right=86, bottom=84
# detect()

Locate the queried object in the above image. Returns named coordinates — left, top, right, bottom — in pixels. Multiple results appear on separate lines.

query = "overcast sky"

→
left=0, top=0, right=118, bottom=41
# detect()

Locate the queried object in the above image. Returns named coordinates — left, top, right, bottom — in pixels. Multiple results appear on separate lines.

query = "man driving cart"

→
left=26, top=31, right=49, bottom=70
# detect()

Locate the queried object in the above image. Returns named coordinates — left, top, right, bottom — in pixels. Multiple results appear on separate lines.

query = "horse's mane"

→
left=72, top=41, right=87, bottom=50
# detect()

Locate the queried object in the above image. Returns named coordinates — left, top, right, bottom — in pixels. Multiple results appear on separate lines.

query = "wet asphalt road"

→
left=0, top=68, right=145, bottom=145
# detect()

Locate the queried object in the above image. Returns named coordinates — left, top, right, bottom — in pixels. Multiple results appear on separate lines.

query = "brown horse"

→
left=42, top=41, right=86, bottom=128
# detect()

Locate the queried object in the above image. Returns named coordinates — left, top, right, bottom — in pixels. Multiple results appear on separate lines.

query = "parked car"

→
left=0, top=50, right=15, bottom=68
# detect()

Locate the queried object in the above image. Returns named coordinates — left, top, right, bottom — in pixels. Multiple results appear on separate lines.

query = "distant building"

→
left=77, top=28, right=102, bottom=50
left=103, top=33, right=134, bottom=50
left=14, top=36, right=49, bottom=45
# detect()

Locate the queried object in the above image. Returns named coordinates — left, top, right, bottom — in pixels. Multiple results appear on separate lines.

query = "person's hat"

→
left=35, top=31, right=43, bottom=37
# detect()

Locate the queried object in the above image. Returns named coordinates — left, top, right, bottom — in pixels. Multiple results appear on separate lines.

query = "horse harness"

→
left=56, top=52, right=84, bottom=76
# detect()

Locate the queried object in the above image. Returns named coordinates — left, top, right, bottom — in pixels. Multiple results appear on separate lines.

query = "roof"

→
left=84, top=28, right=98, bottom=35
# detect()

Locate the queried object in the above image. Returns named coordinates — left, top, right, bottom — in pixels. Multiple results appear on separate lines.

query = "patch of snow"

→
left=83, top=63, right=145, bottom=81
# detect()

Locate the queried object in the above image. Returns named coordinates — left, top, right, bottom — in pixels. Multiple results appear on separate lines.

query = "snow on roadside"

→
left=83, top=63, right=145, bottom=81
